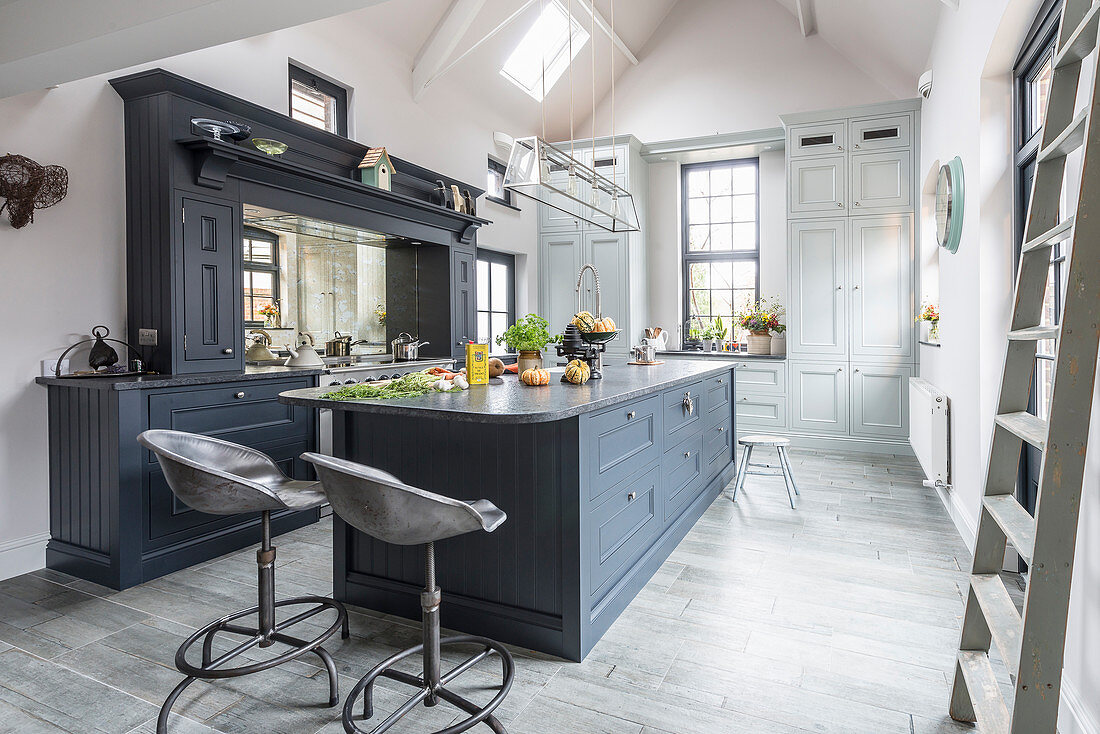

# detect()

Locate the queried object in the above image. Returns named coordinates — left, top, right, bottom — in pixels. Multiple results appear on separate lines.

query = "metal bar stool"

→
left=137, top=430, right=349, bottom=733
left=302, top=452, right=514, bottom=734
left=731, top=434, right=801, bottom=509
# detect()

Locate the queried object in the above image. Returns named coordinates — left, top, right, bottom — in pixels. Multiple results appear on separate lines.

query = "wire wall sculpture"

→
left=0, top=154, right=68, bottom=229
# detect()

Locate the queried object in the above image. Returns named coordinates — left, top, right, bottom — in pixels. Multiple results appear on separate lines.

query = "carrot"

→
left=504, top=363, right=519, bottom=374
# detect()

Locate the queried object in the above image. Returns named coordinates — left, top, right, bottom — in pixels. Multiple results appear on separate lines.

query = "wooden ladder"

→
left=948, top=1, right=1100, bottom=731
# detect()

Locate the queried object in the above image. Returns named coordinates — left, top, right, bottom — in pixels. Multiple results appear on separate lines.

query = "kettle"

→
left=245, top=329, right=277, bottom=362
left=284, top=333, right=325, bottom=367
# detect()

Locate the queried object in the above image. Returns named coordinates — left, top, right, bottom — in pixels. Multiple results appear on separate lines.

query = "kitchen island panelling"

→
left=280, top=360, right=736, bottom=661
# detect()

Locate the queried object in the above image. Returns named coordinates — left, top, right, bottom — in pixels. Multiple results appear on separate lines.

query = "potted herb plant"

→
left=737, top=299, right=780, bottom=355
left=701, top=323, right=718, bottom=352
left=714, top=316, right=729, bottom=352
left=496, top=314, right=557, bottom=372
left=683, top=318, right=703, bottom=351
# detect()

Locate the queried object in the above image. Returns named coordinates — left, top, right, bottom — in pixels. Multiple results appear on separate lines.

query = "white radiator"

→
left=909, top=378, right=950, bottom=488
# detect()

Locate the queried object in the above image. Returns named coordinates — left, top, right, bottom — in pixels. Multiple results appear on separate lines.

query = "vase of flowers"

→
left=496, top=314, right=558, bottom=372
left=258, top=303, right=280, bottom=328
left=917, top=303, right=940, bottom=342
left=768, top=302, right=787, bottom=355
left=374, top=304, right=387, bottom=327
left=737, top=299, right=781, bottom=355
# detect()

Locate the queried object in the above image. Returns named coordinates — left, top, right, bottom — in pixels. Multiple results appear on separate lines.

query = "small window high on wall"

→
left=681, top=159, right=760, bottom=345
left=289, top=63, right=349, bottom=136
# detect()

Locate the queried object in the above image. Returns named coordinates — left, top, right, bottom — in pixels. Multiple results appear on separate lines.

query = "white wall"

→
left=920, top=1, right=1100, bottom=731
left=0, top=5, right=537, bottom=579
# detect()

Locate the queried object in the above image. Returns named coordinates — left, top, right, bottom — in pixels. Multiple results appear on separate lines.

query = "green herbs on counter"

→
left=325, top=371, right=439, bottom=400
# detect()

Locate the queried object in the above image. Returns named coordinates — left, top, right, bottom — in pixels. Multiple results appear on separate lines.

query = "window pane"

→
left=250, top=271, right=274, bottom=297
left=1028, top=54, right=1053, bottom=138
left=689, top=289, right=711, bottom=317
left=689, top=262, right=709, bottom=289
left=709, top=196, right=732, bottom=223
left=711, top=223, right=732, bottom=251
left=248, top=240, right=274, bottom=264
left=491, top=262, right=508, bottom=310
left=711, top=261, right=733, bottom=291
left=731, top=222, right=756, bottom=251
left=291, top=79, right=336, bottom=132
left=491, top=312, right=509, bottom=354
left=477, top=260, right=490, bottom=311
left=688, top=197, right=709, bottom=224
left=711, top=289, right=732, bottom=318
left=1036, top=357, right=1054, bottom=418
left=732, top=165, right=756, bottom=194
left=478, top=312, right=490, bottom=345
left=487, top=168, right=504, bottom=199
left=710, top=168, right=732, bottom=196
left=687, top=169, right=709, bottom=197
left=732, top=194, right=756, bottom=222
left=732, top=261, right=756, bottom=289
left=688, top=225, right=710, bottom=251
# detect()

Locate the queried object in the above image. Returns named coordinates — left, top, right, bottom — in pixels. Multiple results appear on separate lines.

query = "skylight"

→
left=501, top=0, right=590, bottom=102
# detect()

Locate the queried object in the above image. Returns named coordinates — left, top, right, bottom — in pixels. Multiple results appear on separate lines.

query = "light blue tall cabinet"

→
left=537, top=136, right=649, bottom=358
left=773, top=100, right=921, bottom=453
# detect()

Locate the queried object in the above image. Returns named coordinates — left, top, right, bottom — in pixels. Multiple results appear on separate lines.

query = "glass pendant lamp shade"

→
left=503, top=136, right=640, bottom=232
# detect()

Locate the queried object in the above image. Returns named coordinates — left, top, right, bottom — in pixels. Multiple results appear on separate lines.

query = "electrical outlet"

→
left=138, top=328, right=158, bottom=346
left=41, top=357, right=69, bottom=377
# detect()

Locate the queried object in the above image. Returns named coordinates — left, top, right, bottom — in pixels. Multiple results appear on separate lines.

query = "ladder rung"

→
left=1022, top=215, right=1074, bottom=252
left=1007, top=325, right=1061, bottom=341
left=983, top=495, right=1036, bottom=565
left=970, top=574, right=1022, bottom=676
left=995, top=411, right=1049, bottom=449
left=956, top=651, right=1011, bottom=733
left=1055, top=2, right=1100, bottom=68
left=1038, top=108, right=1089, bottom=162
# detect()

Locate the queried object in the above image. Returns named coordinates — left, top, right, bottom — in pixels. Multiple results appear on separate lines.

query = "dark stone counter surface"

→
left=35, top=365, right=325, bottom=390
left=279, top=360, right=733, bottom=424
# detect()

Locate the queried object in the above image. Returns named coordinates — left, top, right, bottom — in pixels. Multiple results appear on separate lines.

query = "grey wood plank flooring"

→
left=0, top=449, right=990, bottom=733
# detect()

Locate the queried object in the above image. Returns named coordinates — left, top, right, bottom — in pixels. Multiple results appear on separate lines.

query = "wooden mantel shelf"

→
left=180, top=136, right=490, bottom=244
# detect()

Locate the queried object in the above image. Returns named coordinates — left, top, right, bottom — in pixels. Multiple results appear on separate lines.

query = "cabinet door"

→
left=181, top=198, right=241, bottom=368
left=849, top=215, right=913, bottom=359
left=789, top=156, right=847, bottom=217
left=451, top=248, right=476, bottom=354
left=538, top=162, right=583, bottom=231
left=787, top=121, right=848, bottom=158
left=789, top=361, right=849, bottom=434
left=850, top=150, right=912, bottom=213
left=585, top=231, right=629, bottom=357
left=789, top=219, right=847, bottom=358
left=541, top=232, right=583, bottom=335
left=850, top=363, right=912, bottom=439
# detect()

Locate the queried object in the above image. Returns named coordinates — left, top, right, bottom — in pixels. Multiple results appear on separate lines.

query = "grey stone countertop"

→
left=278, top=360, right=735, bottom=424
left=35, top=365, right=325, bottom=391
left=659, top=350, right=786, bottom=360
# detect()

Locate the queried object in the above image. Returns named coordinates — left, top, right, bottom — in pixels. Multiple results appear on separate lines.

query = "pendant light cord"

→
left=610, top=0, right=616, bottom=184
left=540, top=0, right=546, bottom=141
left=591, top=0, right=596, bottom=177
left=568, top=0, right=574, bottom=162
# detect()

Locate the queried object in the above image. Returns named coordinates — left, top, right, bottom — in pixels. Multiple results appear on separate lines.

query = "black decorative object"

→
left=0, top=154, right=68, bottom=229
left=555, top=324, right=607, bottom=380
left=88, top=325, right=120, bottom=369
left=462, top=189, right=476, bottom=217
left=53, top=325, right=147, bottom=377
left=433, top=179, right=451, bottom=208
left=224, top=121, right=253, bottom=141
left=190, top=117, right=243, bottom=141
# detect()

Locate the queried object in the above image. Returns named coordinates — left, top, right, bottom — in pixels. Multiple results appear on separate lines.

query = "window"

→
left=681, top=159, right=760, bottom=344
left=501, top=0, right=589, bottom=101
left=486, top=157, right=516, bottom=208
left=476, top=250, right=516, bottom=356
left=289, top=63, right=348, bottom=136
left=243, top=227, right=280, bottom=327
left=1013, top=0, right=1063, bottom=521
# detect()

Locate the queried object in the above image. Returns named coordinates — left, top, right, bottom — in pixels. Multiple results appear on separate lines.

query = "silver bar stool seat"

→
left=137, top=430, right=349, bottom=733
left=730, top=434, right=801, bottom=509
left=302, top=452, right=514, bottom=734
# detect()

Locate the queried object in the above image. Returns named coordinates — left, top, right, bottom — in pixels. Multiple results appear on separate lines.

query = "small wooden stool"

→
left=731, top=435, right=800, bottom=509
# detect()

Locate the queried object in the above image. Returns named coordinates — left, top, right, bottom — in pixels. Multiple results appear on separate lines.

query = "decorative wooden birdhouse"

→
left=358, top=147, right=395, bottom=191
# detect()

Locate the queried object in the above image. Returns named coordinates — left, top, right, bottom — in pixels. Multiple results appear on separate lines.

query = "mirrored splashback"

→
left=242, top=205, right=391, bottom=352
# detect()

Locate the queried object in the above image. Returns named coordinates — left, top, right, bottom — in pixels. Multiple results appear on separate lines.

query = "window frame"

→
left=242, top=226, right=281, bottom=328
left=499, top=0, right=589, bottom=101
left=486, top=156, right=519, bottom=210
left=288, top=63, right=349, bottom=137
left=680, top=158, right=761, bottom=346
left=476, top=249, right=517, bottom=356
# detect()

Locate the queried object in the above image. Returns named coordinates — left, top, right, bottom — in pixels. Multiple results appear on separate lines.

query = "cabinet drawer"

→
left=735, top=394, right=788, bottom=429
left=662, top=430, right=705, bottom=521
left=590, top=464, right=660, bottom=601
left=146, top=378, right=313, bottom=459
left=704, top=420, right=733, bottom=476
left=585, top=395, right=661, bottom=503
left=788, top=120, right=848, bottom=158
left=702, top=372, right=733, bottom=426
left=849, top=114, right=912, bottom=153
left=850, top=150, right=912, bottom=213
left=734, top=361, right=787, bottom=395
left=663, top=381, right=703, bottom=445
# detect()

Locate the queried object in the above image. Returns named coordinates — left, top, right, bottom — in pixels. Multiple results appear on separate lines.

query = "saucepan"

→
left=391, top=332, right=430, bottom=361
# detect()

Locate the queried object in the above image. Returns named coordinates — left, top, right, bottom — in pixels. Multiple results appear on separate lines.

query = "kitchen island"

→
left=279, top=359, right=736, bottom=661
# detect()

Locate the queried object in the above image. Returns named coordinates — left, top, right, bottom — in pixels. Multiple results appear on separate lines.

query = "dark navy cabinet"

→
left=451, top=246, right=476, bottom=357
left=179, top=197, right=242, bottom=370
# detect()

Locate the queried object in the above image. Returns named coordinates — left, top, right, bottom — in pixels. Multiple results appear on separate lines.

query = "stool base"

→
left=344, top=635, right=515, bottom=734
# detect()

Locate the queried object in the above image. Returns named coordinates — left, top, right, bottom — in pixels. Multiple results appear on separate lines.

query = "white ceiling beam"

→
left=568, top=0, right=639, bottom=66
left=412, top=0, right=488, bottom=101
left=795, top=0, right=817, bottom=37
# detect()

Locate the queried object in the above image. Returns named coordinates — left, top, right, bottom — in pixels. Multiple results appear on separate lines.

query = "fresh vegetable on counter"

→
left=325, top=371, right=441, bottom=400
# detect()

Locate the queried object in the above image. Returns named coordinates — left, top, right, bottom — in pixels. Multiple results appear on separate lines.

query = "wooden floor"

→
left=0, top=448, right=989, bottom=733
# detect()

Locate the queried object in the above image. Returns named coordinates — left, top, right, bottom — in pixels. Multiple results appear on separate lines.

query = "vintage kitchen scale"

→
left=556, top=264, right=618, bottom=380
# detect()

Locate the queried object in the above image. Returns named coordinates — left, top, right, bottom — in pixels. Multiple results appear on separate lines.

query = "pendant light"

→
left=503, top=0, right=639, bottom=233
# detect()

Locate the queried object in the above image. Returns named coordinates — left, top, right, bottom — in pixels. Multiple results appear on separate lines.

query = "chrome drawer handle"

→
left=222, top=348, right=234, bottom=355
left=234, top=392, right=245, bottom=399
left=627, top=491, right=636, bottom=501
left=627, top=411, right=635, bottom=420
left=683, top=394, right=694, bottom=415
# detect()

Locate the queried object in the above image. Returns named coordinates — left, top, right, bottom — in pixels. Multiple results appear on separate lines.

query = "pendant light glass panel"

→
left=503, top=136, right=639, bottom=232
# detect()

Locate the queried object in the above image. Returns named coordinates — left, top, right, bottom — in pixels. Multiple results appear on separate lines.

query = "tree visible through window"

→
left=682, top=159, right=760, bottom=344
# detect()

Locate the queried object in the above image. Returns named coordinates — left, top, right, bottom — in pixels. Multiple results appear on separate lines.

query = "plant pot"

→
left=518, top=350, right=543, bottom=373
left=683, top=339, right=703, bottom=351
left=770, top=333, right=786, bottom=356
left=747, top=331, right=771, bottom=355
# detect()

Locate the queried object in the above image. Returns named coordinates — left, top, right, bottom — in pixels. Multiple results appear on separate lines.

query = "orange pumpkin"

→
left=592, top=320, right=608, bottom=333
left=601, top=316, right=616, bottom=331
left=521, top=367, right=551, bottom=386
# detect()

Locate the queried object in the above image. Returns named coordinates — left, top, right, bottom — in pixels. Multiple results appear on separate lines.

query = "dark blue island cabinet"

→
left=280, top=360, right=735, bottom=661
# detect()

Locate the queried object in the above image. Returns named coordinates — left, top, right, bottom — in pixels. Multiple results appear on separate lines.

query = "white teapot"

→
left=284, top=333, right=324, bottom=367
